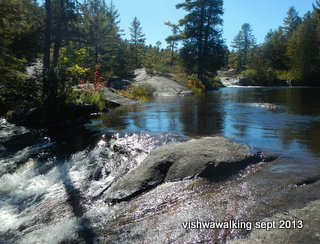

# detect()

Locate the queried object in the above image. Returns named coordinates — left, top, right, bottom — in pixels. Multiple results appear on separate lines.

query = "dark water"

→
left=1, top=87, right=320, bottom=243
left=93, top=87, right=320, bottom=160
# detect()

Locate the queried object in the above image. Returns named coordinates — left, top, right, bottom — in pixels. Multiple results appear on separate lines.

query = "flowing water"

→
left=1, top=87, right=320, bottom=243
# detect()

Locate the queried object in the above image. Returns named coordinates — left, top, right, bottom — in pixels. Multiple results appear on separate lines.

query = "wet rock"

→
left=179, top=90, right=194, bottom=96
left=217, top=69, right=238, bottom=78
left=102, top=88, right=138, bottom=107
left=296, top=175, right=320, bottom=186
left=99, top=157, right=320, bottom=243
left=6, top=104, right=98, bottom=127
left=104, top=137, right=261, bottom=202
left=228, top=200, right=320, bottom=244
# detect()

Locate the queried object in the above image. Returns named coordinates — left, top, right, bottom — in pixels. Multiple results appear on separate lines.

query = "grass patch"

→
left=69, top=90, right=106, bottom=111
left=120, top=84, right=155, bottom=101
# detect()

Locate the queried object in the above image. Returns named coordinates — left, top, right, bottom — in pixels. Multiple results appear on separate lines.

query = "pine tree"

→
left=129, top=17, right=146, bottom=68
left=164, top=21, right=180, bottom=65
left=82, top=0, right=111, bottom=64
left=51, top=0, right=79, bottom=67
left=44, top=0, right=52, bottom=71
left=154, top=41, right=162, bottom=66
left=104, top=1, right=122, bottom=71
left=177, top=0, right=225, bottom=79
left=231, top=23, right=256, bottom=71
left=286, top=12, right=319, bottom=83
left=261, top=28, right=287, bottom=70
left=283, top=6, right=301, bottom=37
left=313, top=0, right=320, bottom=13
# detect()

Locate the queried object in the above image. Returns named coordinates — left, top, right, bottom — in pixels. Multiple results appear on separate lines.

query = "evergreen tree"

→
left=287, top=12, right=319, bottom=83
left=313, top=0, right=320, bottom=13
left=177, top=0, right=225, bottom=79
left=51, top=0, right=79, bottom=67
left=102, top=1, right=123, bottom=73
left=82, top=0, right=111, bottom=64
left=164, top=21, right=180, bottom=65
left=283, top=6, right=301, bottom=37
left=231, top=23, right=256, bottom=71
left=43, top=0, right=52, bottom=71
left=129, top=17, right=146, bottom=68
left=0, top=0, right=43, bottom=97
left=154, top=41, right=162, bottom=66
left=261, top=28, right=287, bottom=70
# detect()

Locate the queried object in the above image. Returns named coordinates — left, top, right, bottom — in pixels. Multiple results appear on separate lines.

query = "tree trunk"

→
left=43, top=0, right=52, bottom=71
left=170, top=42, right=174, bottom=65
left=95, top=45, right=99, bottom=64
left=52, top=0, right=64, bottom=67
left=43, top=0, right=52, bottom=104
left=197, top=1, right=206, bottom=79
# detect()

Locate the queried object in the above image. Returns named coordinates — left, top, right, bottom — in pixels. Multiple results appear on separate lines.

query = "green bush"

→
left=240, top=68, right=276, bottom=85
left=73, top=90, right=106, bottom=111
left=203, top=75, right=223, bottom=89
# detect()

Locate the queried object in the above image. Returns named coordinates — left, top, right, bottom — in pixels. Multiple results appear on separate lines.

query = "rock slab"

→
left=104, top=137, right=260, bottom=202
left=133, top=69, right=193, bottom=97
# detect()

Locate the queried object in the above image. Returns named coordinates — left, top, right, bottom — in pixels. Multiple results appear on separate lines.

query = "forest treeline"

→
left=0, top=0, right=320, bottom=113
left=229, top=2, right=320, bottom=86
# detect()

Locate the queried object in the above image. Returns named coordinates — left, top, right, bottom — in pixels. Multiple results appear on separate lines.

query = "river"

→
left=1, top=87, right=320, bottom=243
left=95, top=87, right=320, bottom=161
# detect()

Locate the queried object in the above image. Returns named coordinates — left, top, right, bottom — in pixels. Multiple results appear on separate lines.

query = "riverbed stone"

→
left=228, top=199, right=320, bottom=244
left=104, top=137, right=261, bottom=202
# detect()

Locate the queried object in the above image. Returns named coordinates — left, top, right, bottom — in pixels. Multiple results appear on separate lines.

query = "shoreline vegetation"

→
left=1, top=1, right=320, bottom=127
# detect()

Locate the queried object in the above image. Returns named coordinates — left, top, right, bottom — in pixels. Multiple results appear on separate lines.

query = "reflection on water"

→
left=94, top=87, right=320, bottom=159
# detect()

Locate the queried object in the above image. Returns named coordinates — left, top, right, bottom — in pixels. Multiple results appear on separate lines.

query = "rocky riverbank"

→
left=1, top=127, right=319, bottom=243
left=217, top=69, right=290, bottom=87
left=2, top=69, right=192, bottom=128
left=92, top=136, right=320, bottom=243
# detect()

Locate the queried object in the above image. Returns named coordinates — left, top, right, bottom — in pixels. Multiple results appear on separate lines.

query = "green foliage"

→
left=164, top=21, right=180, bottom=65
left=286, top=12, right=319, bottom=83
left=231, top=23, right=256, bottom=71
left=0, top=0, right=43, bottom=96
left=129, top=17, right=146, bottom=68
left=204, top=76, right=223, bottom=89
left=283, top=6, right=302, bottom=36
left=176, top=0, right=226, bottom=78
left=232, top=5, right=320, bottom=86
left=240, top=68, right=276, bottom=85
left=186, top=74, right=205, bottom=95
left=70, top=90, right=106, bottom=111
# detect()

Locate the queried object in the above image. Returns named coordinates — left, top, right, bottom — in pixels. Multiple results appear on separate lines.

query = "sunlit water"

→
left=95, top=87, right=320, bottom=160
left=1, top=87, right=320, bottom=243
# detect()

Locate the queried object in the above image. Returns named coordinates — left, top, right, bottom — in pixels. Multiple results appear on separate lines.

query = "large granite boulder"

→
left=104, top=137, right=262, bottom=202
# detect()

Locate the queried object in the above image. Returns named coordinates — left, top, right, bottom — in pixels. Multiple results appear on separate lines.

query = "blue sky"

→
left=113, top=0, right=315, bottom=48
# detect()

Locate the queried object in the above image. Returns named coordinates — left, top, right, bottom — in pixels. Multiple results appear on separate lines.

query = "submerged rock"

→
left=103, top=137, right=262, bottom=202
